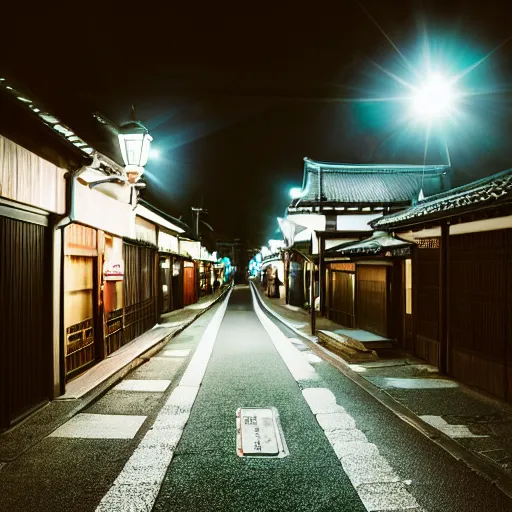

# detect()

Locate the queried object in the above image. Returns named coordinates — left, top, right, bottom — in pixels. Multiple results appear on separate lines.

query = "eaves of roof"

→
left=0, top=88, right=90, bottom=171
left=372, top=168, right=512, bottom=230
left=138, top=199, right=190, bottom=232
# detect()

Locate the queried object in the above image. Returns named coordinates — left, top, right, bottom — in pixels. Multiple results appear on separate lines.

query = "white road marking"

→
left=420, top=415, right=488, bottom=438
left=96, top=288, right=232, bottom=512
left=48, top=413, right=147, bottom=439
left=357, top=482, right=420, bottom=510
left=251, top=287, right=421, bottom=512
left=251, top=294, right=318, bottom=383
left=113, top=380, right=171, bottom=392
left=161, top=349, right=191, bottom=358
left=303, top=351, right=323, bottom=364
left=288, top=337, right=306, bottom=347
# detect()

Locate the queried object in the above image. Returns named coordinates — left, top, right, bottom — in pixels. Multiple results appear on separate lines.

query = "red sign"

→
left=103, top=259, right=124, bottom=281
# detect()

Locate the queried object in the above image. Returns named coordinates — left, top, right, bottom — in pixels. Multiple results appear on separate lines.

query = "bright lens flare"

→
left=149, top=148, right=160, bottom=159
left=290, top=187, right=303, bottom=199
left=412, top=73, right=457, bottom=120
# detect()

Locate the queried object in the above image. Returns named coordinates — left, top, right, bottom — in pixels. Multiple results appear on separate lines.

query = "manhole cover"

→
left=236, top=407, right=288, bottom=458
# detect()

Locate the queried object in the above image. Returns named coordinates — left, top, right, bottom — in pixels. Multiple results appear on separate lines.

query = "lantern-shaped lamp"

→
left=118, top=118, right=152, bottom=183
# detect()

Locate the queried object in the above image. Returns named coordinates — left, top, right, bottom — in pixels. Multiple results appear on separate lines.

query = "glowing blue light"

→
left=255, top=253, right=262, bottom=263
left=290, top=187, right=303, bottom=199
left=412, top=73, right=458, bottom=120
left=248, top=256, right=262, bottom=277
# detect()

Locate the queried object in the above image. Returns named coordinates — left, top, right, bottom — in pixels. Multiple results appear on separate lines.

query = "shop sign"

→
left=104, top=259, right=125, bottom=281
left=391, top=247, right=411, bottom=257
left=330, top=262, right=355, bottom=272
left=416, top=237, right=440, bottom=249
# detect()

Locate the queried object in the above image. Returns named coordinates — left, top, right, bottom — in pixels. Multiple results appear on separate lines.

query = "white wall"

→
left=336, top=213, right=382, bottom=231
left=450, top=215, right=512, bottom=235
left=287, top=213, right=326, bottom=231
left=73, top=181, right=135, bottom=238
left=180, top=239, right=201, bottom=259
left=158, top=230, right=179, bottom=253
left=135, top=216, right=157, bottom=245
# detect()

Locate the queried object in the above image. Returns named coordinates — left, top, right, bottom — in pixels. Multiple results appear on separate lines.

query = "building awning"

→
left=278, top=217, right=308, bottom=247
left=327, top=231, right=411, bottom=257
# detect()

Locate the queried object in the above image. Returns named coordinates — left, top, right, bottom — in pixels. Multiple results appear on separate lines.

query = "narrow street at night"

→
left=2, top=3, right=512, bottom=511
left=1, top=286, right=511, bottom=512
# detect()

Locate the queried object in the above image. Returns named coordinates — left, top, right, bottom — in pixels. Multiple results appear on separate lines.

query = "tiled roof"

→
left=294, top=158, right=451, bottom=206
left=327, top=231, right=410, bottom=256
left=372, top=168, right=512, bottom=229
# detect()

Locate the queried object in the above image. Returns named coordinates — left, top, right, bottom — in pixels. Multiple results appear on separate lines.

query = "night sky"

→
left=2, top=1, right=512, bottom=245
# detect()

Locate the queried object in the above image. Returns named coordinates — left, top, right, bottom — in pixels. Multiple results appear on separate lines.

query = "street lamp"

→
left=118, top=108, right=153, bottom=184
left=411, top=73, right=458, bottom=121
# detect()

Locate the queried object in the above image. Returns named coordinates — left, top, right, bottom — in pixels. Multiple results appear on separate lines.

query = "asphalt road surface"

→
left=0, top=285, right=511, bottom=511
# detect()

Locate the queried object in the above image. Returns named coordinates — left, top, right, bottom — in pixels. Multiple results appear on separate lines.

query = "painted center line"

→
left=95, top=288, right=232, bottom=512
left=251, top=286, right=421, bottom=512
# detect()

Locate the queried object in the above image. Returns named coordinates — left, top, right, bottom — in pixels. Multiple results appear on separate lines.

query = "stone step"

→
left=317, top=330, right=379, bottom=363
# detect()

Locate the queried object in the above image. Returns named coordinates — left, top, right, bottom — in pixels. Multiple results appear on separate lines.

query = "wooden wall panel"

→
left=415, top=248, right=440, bottom=365
left=356, top=266, right=387, bottom=337
left=0, top=135, right=66, bottom=214
left=64, top=255, right=96, bottom=378
left=448, top=231, right=508, bottom=399
left=123, top=243, right=156, bottom=344
left=0, top=216, right=49, bottom=427
left=329, top=271, right=355, bottom=327
left=183, top=264, right=196, bottom=306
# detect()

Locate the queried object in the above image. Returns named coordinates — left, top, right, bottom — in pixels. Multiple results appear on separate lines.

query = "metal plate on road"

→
left=236, top=407, right=288, bottom=458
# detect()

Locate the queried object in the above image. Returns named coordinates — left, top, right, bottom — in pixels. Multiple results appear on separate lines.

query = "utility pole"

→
left=191, top=207, right=207, bottom=239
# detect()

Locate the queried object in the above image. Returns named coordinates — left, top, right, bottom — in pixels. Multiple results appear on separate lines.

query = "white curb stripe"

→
left=96, top=288, right=232, bottom=512
left=420, top=415, right=488, bottom=439
left=251, top=292, right=318, bottom=383
left=251, top=286, right=421, bottom=512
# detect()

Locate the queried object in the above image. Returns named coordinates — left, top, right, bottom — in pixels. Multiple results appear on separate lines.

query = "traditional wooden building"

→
left=198, top=245, right=218, bottom=297
left=280, top=157, right=452, bottom=324
left=0, top=86, right=89, bottom=428
left=133, top=200, right=188, bottom=316
left=372, top=168, right=512, bottom=403
left=62, top=156, right=137, bottom=378
left=0, top=78, right=204, bottom=430
left=324, top=232, right=411, bottom=341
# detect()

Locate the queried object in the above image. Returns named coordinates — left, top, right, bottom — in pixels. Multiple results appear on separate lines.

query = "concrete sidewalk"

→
left=0, top=286, right=231, bottom=463
left=251, top=281, right=512, bottom=497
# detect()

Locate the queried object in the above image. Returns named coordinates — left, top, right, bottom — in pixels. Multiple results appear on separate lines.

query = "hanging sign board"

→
left=103, top=259, right=125, bottom=281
